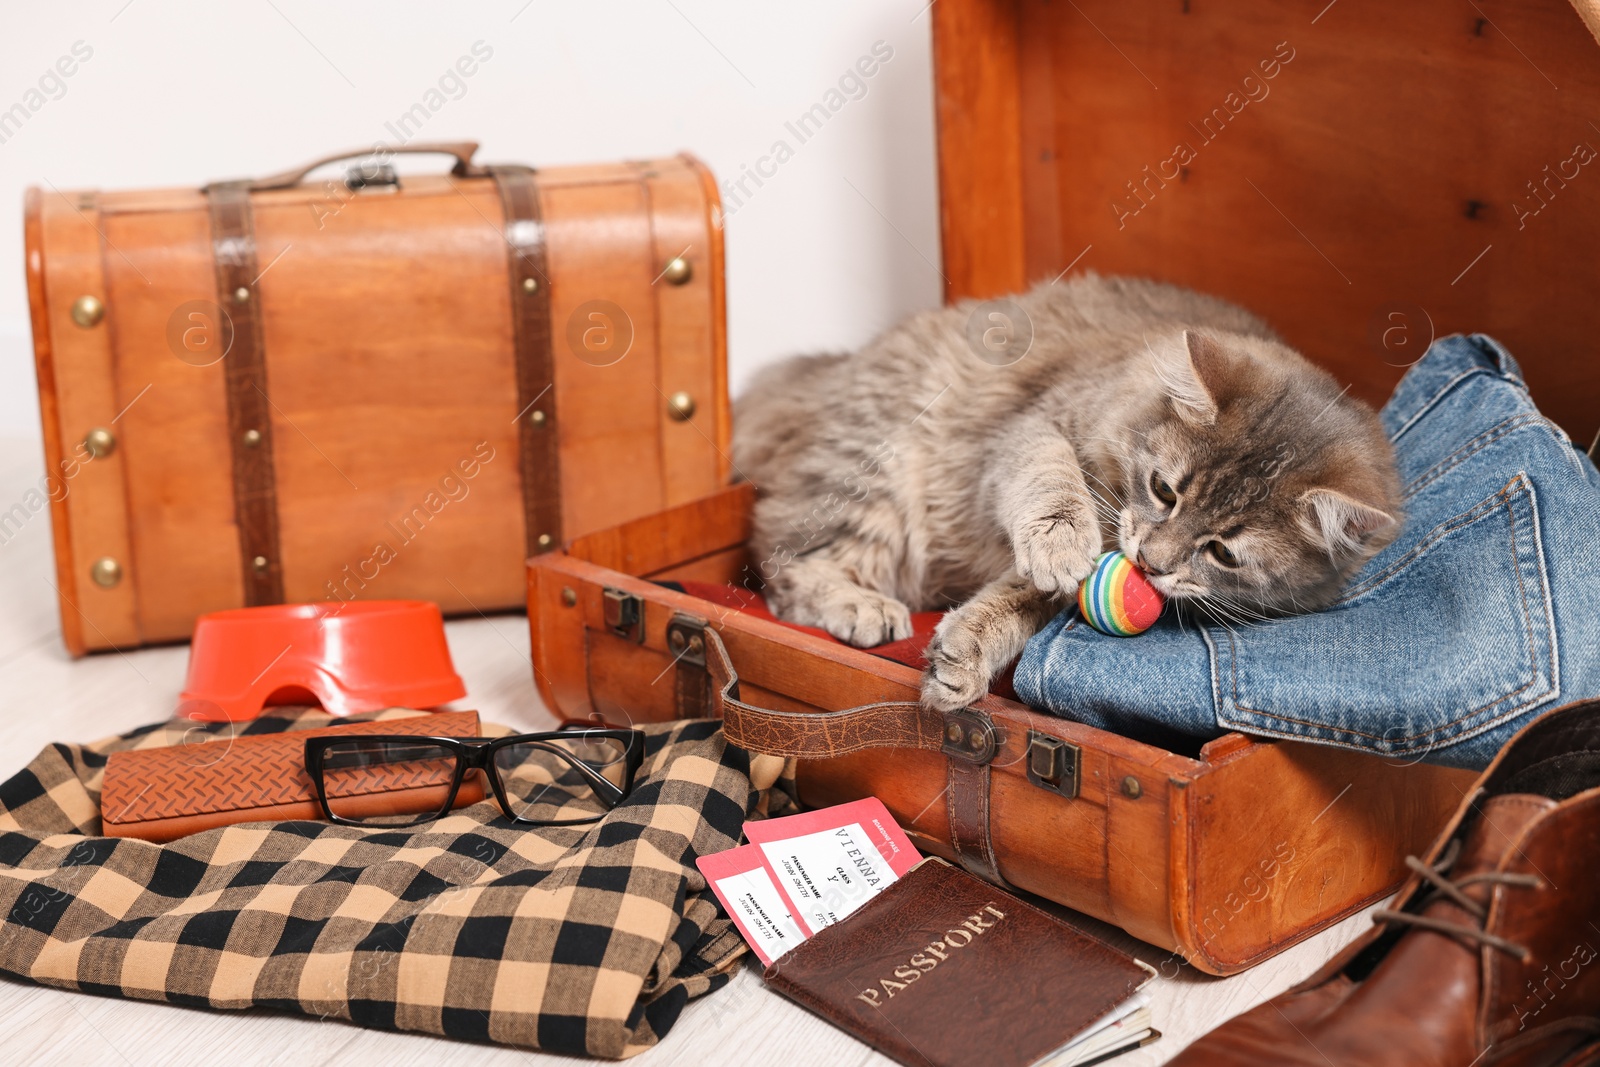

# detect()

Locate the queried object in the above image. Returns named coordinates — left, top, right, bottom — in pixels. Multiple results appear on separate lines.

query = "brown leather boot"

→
left=1171, top=699, right=1600, bottom=1067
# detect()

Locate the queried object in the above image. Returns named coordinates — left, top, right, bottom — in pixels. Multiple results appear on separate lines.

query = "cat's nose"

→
left=1136, top=551, right=1168, bottom=576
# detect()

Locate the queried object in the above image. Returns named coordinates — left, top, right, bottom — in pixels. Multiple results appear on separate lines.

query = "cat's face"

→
left=1113, top=331, right=1401, bottom=620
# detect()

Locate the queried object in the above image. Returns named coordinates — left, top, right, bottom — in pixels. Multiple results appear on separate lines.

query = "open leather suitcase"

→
left=528, top=0, right=1600, bottom=976
left=25, top=143, right=728, bottom=655
left=528, top=486, right=1475, bottom=976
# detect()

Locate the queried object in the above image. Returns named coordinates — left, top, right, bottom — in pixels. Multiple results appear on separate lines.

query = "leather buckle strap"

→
left=488, top=165, right=561, bottom=559
left=948, top=759, right=1010, bottom=887
left=667, top=614, right=714, bottom=718
left=204, top=180, right=284, bottom=606
left=701, top=628, right=1012, bottom=887
left=704, top=628, right=940, bottom=757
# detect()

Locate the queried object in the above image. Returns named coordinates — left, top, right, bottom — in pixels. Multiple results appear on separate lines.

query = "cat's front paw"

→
left=816, top=587, right=914, bottom=648
left=920, top=622, right=989, bottom=712
left=1011, top=510, right=1101, bottom=595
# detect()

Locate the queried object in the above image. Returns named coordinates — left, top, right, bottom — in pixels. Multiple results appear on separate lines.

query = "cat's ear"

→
left=1299, top=488, right=1398, bottom=555
left=1162, top=330, right=1227, bottom=426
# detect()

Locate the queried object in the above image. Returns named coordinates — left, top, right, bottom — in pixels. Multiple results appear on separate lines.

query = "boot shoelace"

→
left=1375, top=837, right=1600, bottom=1064
left=1372, top=838, right=1543, bottom=962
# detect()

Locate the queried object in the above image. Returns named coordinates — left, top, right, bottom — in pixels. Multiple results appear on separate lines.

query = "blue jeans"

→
left=1015, top=335, right=1600, bottom=769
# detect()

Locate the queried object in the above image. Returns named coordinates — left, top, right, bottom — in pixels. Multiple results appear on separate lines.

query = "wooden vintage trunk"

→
left=25, top=143, right=728, bottom=655
left=528, top=0, right=1600, bottom=974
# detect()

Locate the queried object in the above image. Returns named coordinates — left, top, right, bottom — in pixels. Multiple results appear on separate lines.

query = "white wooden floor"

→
left=0, top=436, right=1378, bottom=1066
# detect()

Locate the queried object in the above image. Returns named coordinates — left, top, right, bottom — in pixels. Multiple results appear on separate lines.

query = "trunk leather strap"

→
left=488, top=165, right=561, bottom=558
left=701, top=628, right=1011, bottom=887
left=204, top=180, right=284, bottom=606
left=674, top=643, right=714, bottom=719
left=947, top=759, right=1010, bottom=887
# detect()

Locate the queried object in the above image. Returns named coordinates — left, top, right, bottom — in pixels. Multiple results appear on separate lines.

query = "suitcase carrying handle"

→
left=701, top=626, right=956, bottom=760
left=699, top=625, right=1014, bottom=888
left=245, top=142, right=486, bottom=191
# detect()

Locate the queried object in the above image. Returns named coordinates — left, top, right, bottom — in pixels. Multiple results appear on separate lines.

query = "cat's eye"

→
left=1150, top=472, right=1177, bottom=506
left=1207, top=541, right=1240, bottom=567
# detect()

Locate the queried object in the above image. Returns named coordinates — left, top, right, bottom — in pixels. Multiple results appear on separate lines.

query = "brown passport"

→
left=765, top=858, right=1156, bottom=1067
left=101, top=711, right=484, bottom=842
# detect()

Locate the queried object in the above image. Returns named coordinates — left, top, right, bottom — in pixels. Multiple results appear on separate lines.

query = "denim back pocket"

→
left=1210, top=473, right=1558, bottom=757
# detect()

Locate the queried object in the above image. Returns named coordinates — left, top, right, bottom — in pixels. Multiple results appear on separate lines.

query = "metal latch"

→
left=603, top=588, right=644, bottom=643
left=1025, top=732, right=1081, bottom=798
left=665, top=614, right=708, bottom=667
left=346, top=161, right=399, bottom=191
left=941, top=710, right=998, bottom=764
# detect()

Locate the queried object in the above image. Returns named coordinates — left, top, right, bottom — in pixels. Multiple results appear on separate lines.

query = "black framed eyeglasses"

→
left=304, top=725, right=645, bottom=828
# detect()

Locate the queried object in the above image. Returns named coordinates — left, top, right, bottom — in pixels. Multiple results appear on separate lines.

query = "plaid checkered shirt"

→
left=0, top=709, right=787, bottom=1058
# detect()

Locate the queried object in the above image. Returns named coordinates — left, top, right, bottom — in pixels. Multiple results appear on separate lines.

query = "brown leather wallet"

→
left=101, top=711, right=484, bottom=842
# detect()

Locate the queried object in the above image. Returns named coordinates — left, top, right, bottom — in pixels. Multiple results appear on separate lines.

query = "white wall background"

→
left=0, top=0, right=942, bottom=440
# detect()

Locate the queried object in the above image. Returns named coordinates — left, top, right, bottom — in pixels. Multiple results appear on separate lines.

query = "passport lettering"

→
left=854, top=902, right=1006, bottom=1007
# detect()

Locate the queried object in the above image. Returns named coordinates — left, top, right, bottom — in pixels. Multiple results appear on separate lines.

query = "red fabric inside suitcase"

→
left=672, top=581, right=1019, bottom=701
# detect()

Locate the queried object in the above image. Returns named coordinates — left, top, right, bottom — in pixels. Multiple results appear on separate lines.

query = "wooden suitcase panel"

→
left=251, top=184, right=525, bottom=611
left=545, top=177, right=668, bottom=535
left=27, top=152, right=728, bottom=654
left=100, top=205, right=240, bottom=642
left=646, top=160, right=731, bottom=509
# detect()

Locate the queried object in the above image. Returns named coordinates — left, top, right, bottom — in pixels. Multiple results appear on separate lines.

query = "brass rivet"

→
left=529, top=410, right=547, bottom=427
left=670, top=630, right=686, bottom=651
left=242, top=428, right=262, bottom=448
left=84, top=427, right=116, bottom=458
left=537, top=533, right=553, bottom=549
left=561, top=586, right=577, bottom=607
left=71, top=295, right=105, bottom=329
left=667, top=391, right=696, bottom=421
left=1120, top=775, right=1143, bottom=799
left=946, top=723, right=963, bottom=744
left=688, top=635, right=704, bottom=655
left=252, top=555, right=269, bottom=574
left=234, top=286, right=250, bottom=303
left=89, top=557, right=122, bottom=588
left=968, top=732, right=986, bottom=752
left=661, top=256, right=693, bottom=285
left=522, top=276, right=539, bottom=293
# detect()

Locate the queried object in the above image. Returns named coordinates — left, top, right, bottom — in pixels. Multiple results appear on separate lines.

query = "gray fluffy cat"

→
left=732, top=274, right=1402, bottom=712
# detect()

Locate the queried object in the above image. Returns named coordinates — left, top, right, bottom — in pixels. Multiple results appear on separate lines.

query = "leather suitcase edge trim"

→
left=23, top=188, right=84, bottom=656
left=28, top=188, right=143, bottom=654
left=681, top=153, right=733, bottom=474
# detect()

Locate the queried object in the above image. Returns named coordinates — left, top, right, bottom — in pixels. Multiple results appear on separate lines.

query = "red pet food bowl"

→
left=179, top=601, right=466, bottom=722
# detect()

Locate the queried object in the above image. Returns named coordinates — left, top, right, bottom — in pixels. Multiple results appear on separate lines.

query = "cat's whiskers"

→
left=1078, top=491, right=1124, bottom=530
left=1181, top=589, right=1263, bottom=629
left=1079, top=471, right=1130, bottom=529
left=1202, top=586, right=1270, bottom=615
left=1185, top=595, right=1238, bottom=628
left=1198, top=591, right=1273, bottom=625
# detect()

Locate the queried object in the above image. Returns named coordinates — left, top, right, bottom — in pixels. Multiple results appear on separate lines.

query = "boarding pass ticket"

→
left=696, top=797, right=921, bottom=966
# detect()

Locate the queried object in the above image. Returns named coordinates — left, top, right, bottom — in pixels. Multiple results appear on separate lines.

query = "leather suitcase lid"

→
left=932, top=0, right=1600, bottom=447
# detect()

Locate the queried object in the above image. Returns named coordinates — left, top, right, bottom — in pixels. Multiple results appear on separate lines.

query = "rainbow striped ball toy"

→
left=1076, top=550, right=1166, bottom=637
